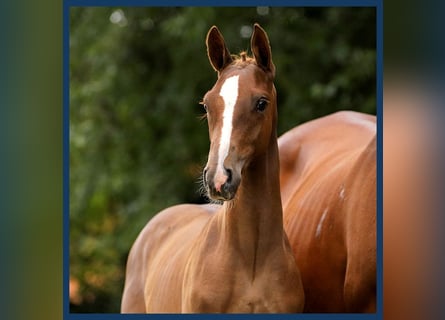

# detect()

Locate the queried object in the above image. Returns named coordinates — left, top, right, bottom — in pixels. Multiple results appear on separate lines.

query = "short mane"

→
left=231, top=51, right=256, bottom=68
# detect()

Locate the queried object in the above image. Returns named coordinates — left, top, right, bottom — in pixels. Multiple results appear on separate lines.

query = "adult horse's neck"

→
left=220, top=120, right=284, bottom=262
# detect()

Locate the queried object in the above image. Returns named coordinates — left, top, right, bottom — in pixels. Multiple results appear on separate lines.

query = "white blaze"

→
left=215, top=75, right=239, bottom=186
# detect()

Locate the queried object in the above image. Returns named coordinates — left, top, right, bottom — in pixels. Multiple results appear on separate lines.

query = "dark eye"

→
left=256, top=98, right=268, bottom=112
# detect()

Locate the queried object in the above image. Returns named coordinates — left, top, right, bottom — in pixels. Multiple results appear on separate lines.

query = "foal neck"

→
left=220, top=130, right=284, bottom=253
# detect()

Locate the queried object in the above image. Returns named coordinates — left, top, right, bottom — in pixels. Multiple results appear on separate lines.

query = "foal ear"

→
left=206, top=26, right=233, bottom=74
left=251, top=23, right=276, bottom=78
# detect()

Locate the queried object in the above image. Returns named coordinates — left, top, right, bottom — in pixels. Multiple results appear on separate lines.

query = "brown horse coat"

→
left=279, top=111, right=376, bottom=312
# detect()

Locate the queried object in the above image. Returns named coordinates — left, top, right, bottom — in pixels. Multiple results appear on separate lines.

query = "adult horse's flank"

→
left=279, top=111, right=376, bottom=312
left=121, top=24, right=304, bottom=313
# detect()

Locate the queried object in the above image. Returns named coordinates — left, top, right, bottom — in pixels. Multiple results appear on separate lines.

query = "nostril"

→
left=225, top=168, right=232, bottom=184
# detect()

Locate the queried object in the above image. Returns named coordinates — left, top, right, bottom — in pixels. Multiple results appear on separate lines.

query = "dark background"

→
left=69, top=7, right=375, bottom=312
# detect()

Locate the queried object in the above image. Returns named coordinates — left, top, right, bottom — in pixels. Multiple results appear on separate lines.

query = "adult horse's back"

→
left=279, top=111, right=376, bottom=312
left=121, top=24, right=304, bottom=313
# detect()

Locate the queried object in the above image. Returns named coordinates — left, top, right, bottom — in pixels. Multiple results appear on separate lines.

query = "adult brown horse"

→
left=121, top=24, right=304, bottom=313
left=279, top=111, right=376, bottom=312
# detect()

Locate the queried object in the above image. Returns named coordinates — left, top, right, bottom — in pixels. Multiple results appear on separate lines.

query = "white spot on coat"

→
left=316, top=209, right=328, bottom=238
left=339, top=186, right=345, bottom=200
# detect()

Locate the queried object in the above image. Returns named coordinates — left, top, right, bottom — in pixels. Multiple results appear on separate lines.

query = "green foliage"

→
left=69, top=7, right=375, bottom=312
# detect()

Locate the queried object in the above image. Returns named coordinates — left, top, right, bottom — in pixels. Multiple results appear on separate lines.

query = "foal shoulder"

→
left=123, top=203, right=220, bottom=312
left=125, top=203, right=220, bottom=286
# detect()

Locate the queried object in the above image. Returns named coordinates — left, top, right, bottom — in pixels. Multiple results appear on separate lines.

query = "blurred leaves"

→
left=69, top=7, right=375, bottom=312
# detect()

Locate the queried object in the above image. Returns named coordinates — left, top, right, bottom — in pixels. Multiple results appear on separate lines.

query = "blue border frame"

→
left=66, top=0, right=378, bottom=6
left=64, top=1, right=383, bottom=319
left=63, top=1, right=71, bottom=318
left=376, top=1, right=383, bottom=318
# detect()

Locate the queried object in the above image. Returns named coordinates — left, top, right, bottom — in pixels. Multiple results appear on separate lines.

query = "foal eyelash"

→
left=197, top=100, right=208, bottom=120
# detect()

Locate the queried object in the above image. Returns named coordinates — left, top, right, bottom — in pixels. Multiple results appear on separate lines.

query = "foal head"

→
left=202, top=24, right=277, bottom=201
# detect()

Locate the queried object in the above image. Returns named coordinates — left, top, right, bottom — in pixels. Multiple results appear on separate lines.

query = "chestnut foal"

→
left=121, top=24, right=304, bottom=313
